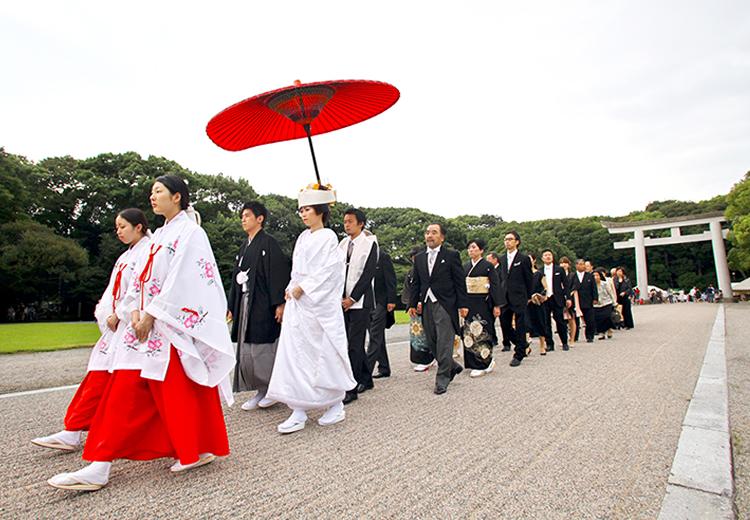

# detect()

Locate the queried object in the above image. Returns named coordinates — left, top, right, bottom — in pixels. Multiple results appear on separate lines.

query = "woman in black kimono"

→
left=615, top=267, right=635, bottom=329
left=463, top=239, right=503, bottom=378
left=526, top=253, right=549, bottom=355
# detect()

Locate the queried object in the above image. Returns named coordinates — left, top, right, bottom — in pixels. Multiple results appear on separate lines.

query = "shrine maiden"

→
left=47, top=176, right=234, bottom=491
left=32, top=209, right=150, bottom=452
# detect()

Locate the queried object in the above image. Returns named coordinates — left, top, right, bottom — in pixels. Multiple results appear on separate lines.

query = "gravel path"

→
left=0, top=304, right=720, bottom=519
left=727, top=303, right=750, bottom=519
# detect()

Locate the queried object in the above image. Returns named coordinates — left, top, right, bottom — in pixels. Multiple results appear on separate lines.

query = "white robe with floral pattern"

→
left=266, top=228, right=356, bottom=410
left=87, top=236, right=151, bottom=372
left=113, top=211, right=235, bottom=405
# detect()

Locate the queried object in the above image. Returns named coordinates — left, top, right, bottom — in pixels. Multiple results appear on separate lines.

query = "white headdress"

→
left=298, top=183, right=336, bottom=208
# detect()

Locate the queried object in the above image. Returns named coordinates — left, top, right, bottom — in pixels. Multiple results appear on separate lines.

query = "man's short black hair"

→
left=428, top=222, right=447, bottom=237
left=487, top=251, right=500, bottom=262
left=240, top=201, right=268, bottom=227
left=541, top=248, right=554, bottom=258
left=505, top=230, right=521, bottom=244
left=344, top=207, right=367, bottom=227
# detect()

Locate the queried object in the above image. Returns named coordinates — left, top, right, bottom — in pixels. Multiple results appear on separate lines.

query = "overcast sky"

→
left=2, top=1, right=749, bottom=221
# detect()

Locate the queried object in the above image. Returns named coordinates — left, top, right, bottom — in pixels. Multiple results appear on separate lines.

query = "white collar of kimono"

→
left=349, top=230, right=366, bottom=243
left=164, top=210, right=188, bottom=226
left=471, top=257, right=481, bottom=267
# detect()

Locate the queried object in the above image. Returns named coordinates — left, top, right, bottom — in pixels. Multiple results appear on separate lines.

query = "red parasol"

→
left=206, top=79, right=400, bottom=184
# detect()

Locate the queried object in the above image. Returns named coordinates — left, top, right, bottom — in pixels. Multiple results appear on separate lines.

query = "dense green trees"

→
left=727, top=172, right=750, bottom=276
left=0, top=146, right=745, bottom=320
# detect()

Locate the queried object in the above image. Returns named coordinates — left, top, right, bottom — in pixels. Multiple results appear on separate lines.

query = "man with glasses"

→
left=498, top=231, right=533, bottom=367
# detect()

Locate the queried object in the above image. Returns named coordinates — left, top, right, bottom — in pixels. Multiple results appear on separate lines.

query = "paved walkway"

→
left=0, top=304, right=736, bottom=518
left=727, top=304, right=750, bottom=519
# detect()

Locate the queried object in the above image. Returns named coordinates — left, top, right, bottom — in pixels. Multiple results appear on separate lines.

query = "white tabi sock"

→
left=290, top=408, right=308, bottom=423
left=58, top=430, right=83, bottom=445
left=71, top=461, right=111, bottom=485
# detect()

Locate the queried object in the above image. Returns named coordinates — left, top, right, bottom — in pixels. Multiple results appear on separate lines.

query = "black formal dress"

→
left=616, top=277, right=635, bottom=329
left=527, top=270, right=548, bottom=339
left=462, top=258, right=504, bottom=370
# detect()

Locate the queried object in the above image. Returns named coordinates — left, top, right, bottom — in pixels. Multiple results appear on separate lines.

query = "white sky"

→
left=2, top=1, right=749, bottom=221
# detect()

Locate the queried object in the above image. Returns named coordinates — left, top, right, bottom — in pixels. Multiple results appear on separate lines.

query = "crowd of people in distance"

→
left=30, top=176, right=643, bottom=492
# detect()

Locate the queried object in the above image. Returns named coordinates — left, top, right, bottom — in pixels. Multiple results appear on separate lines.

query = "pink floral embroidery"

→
left=148, top=279, right=161, bottom=296
left=124, top=330, right=137, bottom=345
left=147, top=339, right=163, bottom=351
left=179, top=307, right=207, bottom=330
left=167, top=238, right=179, bottom=256
left=197, top=259, right=217, bottom=286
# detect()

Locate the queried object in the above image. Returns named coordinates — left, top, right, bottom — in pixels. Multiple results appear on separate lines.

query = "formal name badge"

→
left=236, top=270, right=249, bottom=285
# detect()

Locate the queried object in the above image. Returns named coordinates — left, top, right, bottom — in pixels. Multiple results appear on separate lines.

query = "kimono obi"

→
left=466, top=276, right=490, bottom=295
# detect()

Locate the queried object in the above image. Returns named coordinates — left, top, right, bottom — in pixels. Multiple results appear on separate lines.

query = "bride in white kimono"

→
left=48, top=176, right=235, bottom=492
left=266, top=185, right=356, bottom=434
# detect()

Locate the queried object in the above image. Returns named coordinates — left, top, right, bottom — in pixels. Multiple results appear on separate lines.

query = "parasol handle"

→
left=303, top=124, right=322, bottom=186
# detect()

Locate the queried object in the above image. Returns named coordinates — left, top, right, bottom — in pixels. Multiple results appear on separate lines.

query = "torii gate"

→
left=601, top=211, right=732, bottom=300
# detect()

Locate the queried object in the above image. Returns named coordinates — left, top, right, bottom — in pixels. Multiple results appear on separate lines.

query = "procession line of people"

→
left=31, top=177, right=635, bottom=492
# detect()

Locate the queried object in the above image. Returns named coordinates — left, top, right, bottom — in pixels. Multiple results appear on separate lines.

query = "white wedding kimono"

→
left=267, top=228, right=356, bottom=410
left=87, top=236, right=151, bottom=372
left=112, top=211, right=235, bottom=405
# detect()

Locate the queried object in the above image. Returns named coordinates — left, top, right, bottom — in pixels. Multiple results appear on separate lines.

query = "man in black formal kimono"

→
left=227, top=201, right=291, bottom=411
left=569, top=258, right=599, bottom=343
left=498, top=231, right=533, bottom=367
left=340, top=208, right=379, bottom=404
left=540, top=249, right=571, bottom=351
left=408, top=223, right=469, bottom=394
left=367, top=250, right=397, bottom=378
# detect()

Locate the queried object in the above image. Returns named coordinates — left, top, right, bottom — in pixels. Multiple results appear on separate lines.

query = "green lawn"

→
left=394, top=310, right=409, bottom=325
left=0, top=322, right=100, bottom=354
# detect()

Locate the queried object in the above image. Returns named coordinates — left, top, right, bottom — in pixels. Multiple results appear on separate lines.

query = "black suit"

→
left=343, top=240, right=379, bottom=390
left=540, top=264, right=570, bottom=348
left=409, top=246, right=468, bottom=388
left=569, top=271, right=598, bottom=341
left=367, top=252, right=397, bottom=376
left=498, top=251, right=533, bottom=360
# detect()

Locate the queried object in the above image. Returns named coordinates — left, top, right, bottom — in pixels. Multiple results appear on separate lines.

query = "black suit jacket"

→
left=408, top=247, right=468, bottom=335
left=570, top=271, right=598, bottom=309
left=345, top=241, right=379, bottom=311
left=374, top=252, right=397, bottom=306
left=498, top=251, right=533, bottom=312
left=541, top=264, right=570, bottom=308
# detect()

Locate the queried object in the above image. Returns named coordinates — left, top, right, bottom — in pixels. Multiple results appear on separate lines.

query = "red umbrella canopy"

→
left=206, top=79, right=400, bottom=152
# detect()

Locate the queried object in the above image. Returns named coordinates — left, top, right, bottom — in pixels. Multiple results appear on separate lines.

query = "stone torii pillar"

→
left=602, top=212, right=733, bottom=301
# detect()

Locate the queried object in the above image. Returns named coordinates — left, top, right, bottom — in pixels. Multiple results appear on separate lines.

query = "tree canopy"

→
left=0, top=147, right=743, bottom=320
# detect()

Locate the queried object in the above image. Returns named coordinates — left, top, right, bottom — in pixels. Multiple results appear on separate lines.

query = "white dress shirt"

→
left=544, top=264, right=554, bottom=296
left=424, top=245, right=441, bottom=303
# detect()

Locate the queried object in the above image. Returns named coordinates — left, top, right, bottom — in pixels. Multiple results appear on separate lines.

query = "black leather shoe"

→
left=547, top=346, right=555, bottom=352
left=562, top=344, right=569, bottom=351
left=356, top=382, right=374, bottom=393
left=343, top=391, right=358, bottom=404
left=434, top=385, right=447, bottom=395
left=501, top=345, right=511, bottom=352
left=449, top=364, right=463, bottom=381
left=587, top=339, right=594, bottom=343
left=372, top=372, right=390, bottom=379
left=509, top=357, right=522, bottom=367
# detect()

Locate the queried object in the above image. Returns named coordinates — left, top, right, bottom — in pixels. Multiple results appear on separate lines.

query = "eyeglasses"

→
left=504, top=237, right=516, bottom=242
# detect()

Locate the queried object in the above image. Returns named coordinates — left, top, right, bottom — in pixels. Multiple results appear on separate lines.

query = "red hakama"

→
left=64, top=371, right=111, bottom=431
left=83, top=347, right=229, bottom=465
